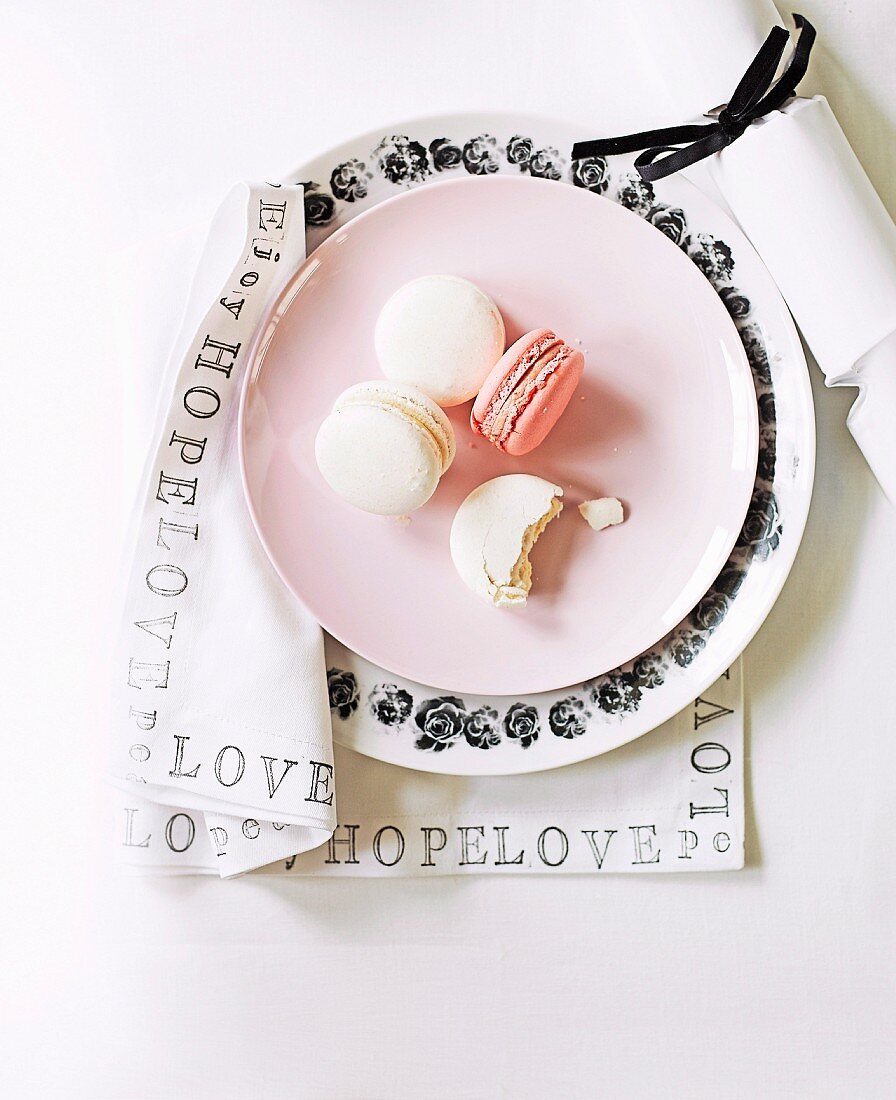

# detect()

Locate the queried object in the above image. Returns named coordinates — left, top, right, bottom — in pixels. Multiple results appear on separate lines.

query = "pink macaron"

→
left=470, top=328, right=585, bottom=455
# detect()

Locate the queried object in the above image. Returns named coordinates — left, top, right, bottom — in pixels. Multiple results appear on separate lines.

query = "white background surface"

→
left=2, top=1, right=895, bottom=1096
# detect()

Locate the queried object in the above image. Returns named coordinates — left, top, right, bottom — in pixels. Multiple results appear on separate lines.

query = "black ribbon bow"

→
left=571, top=14, right=816, bottom=182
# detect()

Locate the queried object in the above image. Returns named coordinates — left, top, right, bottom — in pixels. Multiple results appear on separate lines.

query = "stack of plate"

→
left=240, top=113, right=815, bottom=777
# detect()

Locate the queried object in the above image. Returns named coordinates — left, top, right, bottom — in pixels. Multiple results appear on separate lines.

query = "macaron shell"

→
left=501, top=345, right=585, bottom=455
left=315, top=395, right=445, bottom=515
left=471, top=328, right=555, bottom=426
left=375, top=275, right=506, bottom=406
left=471, top=329, right=585, bottom=456
left=335, top=380, right=456, bottom=473
left=390, top=386, right=457, bottom=473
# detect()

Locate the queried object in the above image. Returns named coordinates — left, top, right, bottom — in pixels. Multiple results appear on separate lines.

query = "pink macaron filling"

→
left=471, top=329, right=585, bottom=455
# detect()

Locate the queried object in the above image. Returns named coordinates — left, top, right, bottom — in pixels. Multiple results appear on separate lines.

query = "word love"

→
left=167, top=734, right=333, bottom=804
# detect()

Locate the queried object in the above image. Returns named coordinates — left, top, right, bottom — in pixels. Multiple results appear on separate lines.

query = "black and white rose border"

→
left=309, top=131, right=782, bottom=752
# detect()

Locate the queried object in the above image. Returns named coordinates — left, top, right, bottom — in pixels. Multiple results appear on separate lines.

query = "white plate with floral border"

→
left=279, top=112, right=815, bottom=777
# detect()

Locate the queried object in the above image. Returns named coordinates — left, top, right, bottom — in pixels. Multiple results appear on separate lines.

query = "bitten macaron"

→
left=471, top=328, right=585, bottom=455
left=315, top=381, right=456, bottom=515
left=375, top=274, right=506, bottom=407
left=450, top=474, right=563, bottom=608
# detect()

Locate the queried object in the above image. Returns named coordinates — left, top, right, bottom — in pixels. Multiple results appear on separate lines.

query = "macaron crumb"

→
left=390, top=514, right=411, bottom=527
left=579, top=497, right=624, bottom=532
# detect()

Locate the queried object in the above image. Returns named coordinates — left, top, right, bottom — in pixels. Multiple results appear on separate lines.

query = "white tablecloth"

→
left=3, top=1, right=895, bottom=1096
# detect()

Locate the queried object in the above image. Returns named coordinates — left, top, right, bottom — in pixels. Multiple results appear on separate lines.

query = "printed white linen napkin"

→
left=110, top=185, right=746, bottom=877
left=110, top=183, right=338, bottom=876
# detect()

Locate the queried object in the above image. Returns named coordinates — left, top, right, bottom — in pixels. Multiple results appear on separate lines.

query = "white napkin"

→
left=709, top=95, right=896, bottom=502
left=110, top=183, right=338, bottom=877
left=624, top=0, right=896, bottom=501
left=628, top=0, right=784, bottom=122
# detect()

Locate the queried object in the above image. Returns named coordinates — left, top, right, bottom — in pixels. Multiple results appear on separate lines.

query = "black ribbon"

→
left=571, top=14, right=816, bottom=182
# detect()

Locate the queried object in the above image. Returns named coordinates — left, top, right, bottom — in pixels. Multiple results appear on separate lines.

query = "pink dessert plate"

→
left=240, top=175, right=758, bottom=697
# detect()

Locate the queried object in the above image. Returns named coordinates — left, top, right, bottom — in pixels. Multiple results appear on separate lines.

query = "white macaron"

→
left=374, top=275, right=506, bottom=407
left=315, top=381, right=456, bottom=516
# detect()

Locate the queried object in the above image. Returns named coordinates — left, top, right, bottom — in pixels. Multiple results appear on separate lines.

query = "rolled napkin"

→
left=110, top=182, right=337, bottom=877
left=630, top=0, right=785, bottom=122
left=709, top=95, right=896, bottom=501
left=574, top=3, right=896, bottom=502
